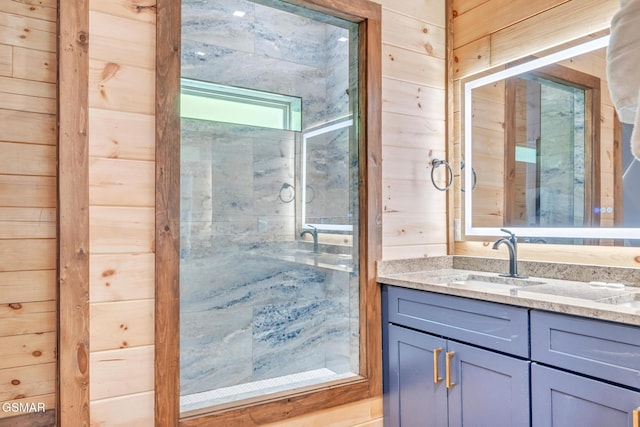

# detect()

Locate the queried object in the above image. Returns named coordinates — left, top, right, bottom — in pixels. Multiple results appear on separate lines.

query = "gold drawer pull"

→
left=433, top=348, right=443, bottom=384
left=445, top=351, right=455, bottom=389
left=633, top=407, right=639, bottom=427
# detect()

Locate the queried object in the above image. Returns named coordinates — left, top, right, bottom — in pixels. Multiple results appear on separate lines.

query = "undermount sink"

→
left=597, top=293, right=640, bottom=308
left=437, top=273, right=546, bottom=288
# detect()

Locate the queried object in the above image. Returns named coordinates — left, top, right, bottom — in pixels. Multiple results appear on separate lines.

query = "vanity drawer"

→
left=387, top=286, right=529, bottom=357
left=531, top=310, right=640, bottom=390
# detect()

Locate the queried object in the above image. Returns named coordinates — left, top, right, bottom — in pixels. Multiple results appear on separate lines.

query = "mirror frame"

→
left=461, top=34, right=639, bottom=240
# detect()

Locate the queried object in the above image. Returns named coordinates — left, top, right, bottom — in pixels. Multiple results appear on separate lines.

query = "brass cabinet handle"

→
left=445, top=351, right=456, bottom=389
left=633, top=407, right=639, bottom=427
left=433, top=348, right=443, bottom=384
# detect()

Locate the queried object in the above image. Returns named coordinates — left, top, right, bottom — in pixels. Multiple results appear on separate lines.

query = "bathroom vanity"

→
left=378, top=257, right=640, bottom=427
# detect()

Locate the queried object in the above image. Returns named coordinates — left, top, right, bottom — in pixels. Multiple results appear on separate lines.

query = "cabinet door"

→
left=447, top=341, right=531, bottom=427
left=532, top=364, right=640, bottom=427
left=387, top=324, right=448, bottom=427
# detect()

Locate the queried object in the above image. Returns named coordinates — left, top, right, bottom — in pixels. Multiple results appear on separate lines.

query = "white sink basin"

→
left=437, top=273, right=545, bottom=288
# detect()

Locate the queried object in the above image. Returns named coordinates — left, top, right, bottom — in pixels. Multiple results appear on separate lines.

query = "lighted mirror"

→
left=463, top=34, right=640, bottom=244
left=301, top=116, right=354, bottom=232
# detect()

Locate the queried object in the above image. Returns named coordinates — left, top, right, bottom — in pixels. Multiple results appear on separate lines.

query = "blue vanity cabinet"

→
left=530, top=311, right=640, bottom=426
left=387, top=324, right=448, bottom=427
left=531, top=364, right=640, bottom=427
left=385, top=286, right=531, bottom=427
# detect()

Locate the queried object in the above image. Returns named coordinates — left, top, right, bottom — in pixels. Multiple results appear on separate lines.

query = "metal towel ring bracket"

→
left=278, top=183, right=295, bottom=203
left=460, top=161, right=477, bottom=192
left=431, top=159, right=453, bottom=191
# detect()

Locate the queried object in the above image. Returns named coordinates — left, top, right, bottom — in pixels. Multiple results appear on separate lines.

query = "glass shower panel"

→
left=511, top=76, right=586, bottom=229
left=179, top=0, right=359, bottom=413
left=538, top=80, right=586, bottom=227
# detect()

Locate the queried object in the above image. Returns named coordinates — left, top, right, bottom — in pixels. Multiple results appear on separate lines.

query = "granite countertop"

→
left=377, top=256, right=640, bottom=326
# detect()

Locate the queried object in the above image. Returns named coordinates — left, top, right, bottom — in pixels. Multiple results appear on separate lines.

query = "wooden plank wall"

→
left=86, top=1, right=156, bottom=426
left=0, top=0, right=57, bottom=424
left=83, top=0, right=446, bottom=425
left=450, top=0, right=640, bottom=266
left=381, top=0, right=448, bottom=260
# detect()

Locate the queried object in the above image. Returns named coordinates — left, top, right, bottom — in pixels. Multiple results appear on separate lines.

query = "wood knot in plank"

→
left=102, top=269, right=116, bottom=278
left=77, top=345, right=88, bottom=375
left=101, top=63, right=121, bottom=82
left=9, top=303, right=22, bottom=310
left=78, top=32, right=88, bottom=45
left=76, top=247, right=87, bottom=259
left=424, top=43, right=433, bottom=54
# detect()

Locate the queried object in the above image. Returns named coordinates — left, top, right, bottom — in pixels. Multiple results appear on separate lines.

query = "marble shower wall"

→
left=179, top=0, right=358, bottom=401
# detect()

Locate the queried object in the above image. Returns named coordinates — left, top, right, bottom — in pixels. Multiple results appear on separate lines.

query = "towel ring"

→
left=460, top=161, right=477, bottom=192
left=305, top=184, right=316, bottom=204
left=278, top=183, right=295, bottom=203
left=431, top=159, right=453, bottom=191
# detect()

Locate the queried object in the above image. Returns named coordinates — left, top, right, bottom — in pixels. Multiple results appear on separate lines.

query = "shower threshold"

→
left=180, top=368, right=355, bottom=413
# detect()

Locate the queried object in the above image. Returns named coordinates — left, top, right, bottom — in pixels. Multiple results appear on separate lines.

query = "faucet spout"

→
left=300, top=226, right=319, bottom=254
left=492, top=229, right=527, bottom=278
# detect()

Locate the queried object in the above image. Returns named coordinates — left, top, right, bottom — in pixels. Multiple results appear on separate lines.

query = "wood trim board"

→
left=57, top=0, right=90, bottom=426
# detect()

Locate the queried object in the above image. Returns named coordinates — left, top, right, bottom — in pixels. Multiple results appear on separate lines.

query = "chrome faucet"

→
left=300, top=226, right=319, bottom=253
left=492, top=229, right=527, bottom=278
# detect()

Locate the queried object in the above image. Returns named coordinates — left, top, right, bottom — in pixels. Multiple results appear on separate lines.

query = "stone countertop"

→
left=377, top=256, right=640, bottom=326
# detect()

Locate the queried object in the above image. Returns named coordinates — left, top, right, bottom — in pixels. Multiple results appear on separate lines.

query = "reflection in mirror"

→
left=463, top=35, right=640, bottom=244
left=301, top=117, right=353, bottom=232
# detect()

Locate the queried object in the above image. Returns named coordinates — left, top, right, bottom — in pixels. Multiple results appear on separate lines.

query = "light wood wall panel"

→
left=0, top=0, right=56, bottom=22
left=0, top=43, right=11, bottom=75
left=0, top=109, right=56, bottom=145
left=90, top=391, right=155, bottom=427
left=0, top=11, right=56, bottom=52
left=87, top=3, right=157, bottom=426
left=89, top=11, right=155, bottom=70
left=88, top=109, right=155, bottom=161
left=89, top=158, right=155, bottom=207
left=90, top=346, right=154, bottom=401
left=453, top=0, right=567, bottom=49
left=11, top=46, right=56, bottom=83
left=0, top=270, right=56, bottom=303
left=0, top=301, right=55, bottom=337
left=381, top=1, right=448, bottom=261
left=90, top=300, right=154, bottom=351
left=88, top=60, right=154, bottom=115
left=0, top=207, right=55, bottom=239
left=0, top=143, right=56, bottom=175
left=90, top=253, right=155, bottom=303
left=0, top=332, right=56, bottom=370
left=2, top=0, right=57, bottom=424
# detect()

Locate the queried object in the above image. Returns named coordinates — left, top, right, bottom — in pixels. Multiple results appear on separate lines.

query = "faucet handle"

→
left=499, top=228, right=517, bottom=243
left=500, top=228, right=515, bottom=238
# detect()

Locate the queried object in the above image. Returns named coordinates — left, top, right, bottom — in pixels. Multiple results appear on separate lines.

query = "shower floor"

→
left=180, top=368, right=355, bottom=413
